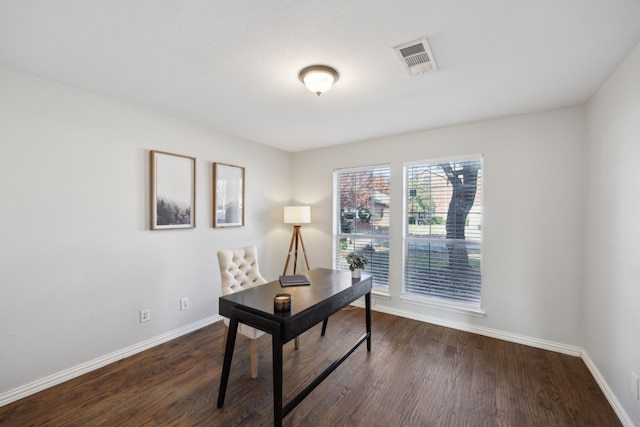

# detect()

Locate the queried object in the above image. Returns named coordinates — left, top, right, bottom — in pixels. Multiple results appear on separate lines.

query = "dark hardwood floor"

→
left=0, top=309, right=620, bottom=426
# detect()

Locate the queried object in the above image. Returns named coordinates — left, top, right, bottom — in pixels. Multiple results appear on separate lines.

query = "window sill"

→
left=372, top=289, right=391, bottom=299
left=400, top=295, right=486, bottom=317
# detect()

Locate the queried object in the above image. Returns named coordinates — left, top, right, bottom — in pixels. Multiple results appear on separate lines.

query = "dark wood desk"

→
left=217, top=267, right=372, bottom=427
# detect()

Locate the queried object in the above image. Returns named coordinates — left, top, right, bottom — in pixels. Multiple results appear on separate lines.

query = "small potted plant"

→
left=345, top=251, right=369, bottom=279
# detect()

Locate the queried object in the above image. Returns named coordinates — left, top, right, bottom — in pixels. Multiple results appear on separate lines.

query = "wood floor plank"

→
left=0, top=309, right=621, bottom=426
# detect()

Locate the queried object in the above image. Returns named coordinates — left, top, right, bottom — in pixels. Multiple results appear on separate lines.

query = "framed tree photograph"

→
left=150, top=150, right=196, bottom=230
left=213, top=162, right=244, bottom=228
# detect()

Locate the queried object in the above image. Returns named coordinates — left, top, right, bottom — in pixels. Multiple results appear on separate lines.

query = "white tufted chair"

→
left=217, top=245, right=268, bottom=379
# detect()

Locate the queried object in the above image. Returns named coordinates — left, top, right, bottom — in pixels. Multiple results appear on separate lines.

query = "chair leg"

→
left=321, top=318, right=329, bottom=336
left=294, top=336, right=300, bottom=350
left=222, top=325, right=228, bottom=353
left=250, top=339, right=258, bottom=379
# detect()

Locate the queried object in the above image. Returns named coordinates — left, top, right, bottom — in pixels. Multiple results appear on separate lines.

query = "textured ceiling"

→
left=1, top=0, right=640, bottom=152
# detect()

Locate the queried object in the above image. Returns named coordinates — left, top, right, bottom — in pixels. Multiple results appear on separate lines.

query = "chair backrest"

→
left=217, top=246, right=268, bottom=296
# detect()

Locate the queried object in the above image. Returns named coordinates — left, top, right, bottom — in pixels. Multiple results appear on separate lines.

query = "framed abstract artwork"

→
left=213, top=162, right=244, bottom=228
left=150, top=150, right=196, bottom=230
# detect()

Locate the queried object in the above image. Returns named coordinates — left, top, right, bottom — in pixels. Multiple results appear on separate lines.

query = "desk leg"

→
left=217, top=316, right=239, bottom=408
left=272, top=333, right=284, bottom=427
left=365, top=292, right=372, bottom=352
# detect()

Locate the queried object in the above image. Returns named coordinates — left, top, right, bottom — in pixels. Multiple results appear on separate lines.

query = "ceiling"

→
left=1, top=1, right=640, bottom=153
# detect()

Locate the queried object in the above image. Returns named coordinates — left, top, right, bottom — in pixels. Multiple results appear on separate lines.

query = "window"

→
left=404, top=156, right=483, bottom=307
left=333, top=165, right=390, bottom=289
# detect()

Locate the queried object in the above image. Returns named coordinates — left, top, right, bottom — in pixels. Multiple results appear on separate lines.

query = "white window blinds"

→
left=333, top=165, right=390, bottom=289
left=404, top=157, right=483, bottom=306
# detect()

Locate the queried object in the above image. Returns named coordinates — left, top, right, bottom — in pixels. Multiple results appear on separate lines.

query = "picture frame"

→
left=213, top=162, right=245, bottom=228
left=150, top=150, right=196, bottom=230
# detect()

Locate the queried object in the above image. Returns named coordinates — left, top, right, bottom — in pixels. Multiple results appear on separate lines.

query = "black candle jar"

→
left=274, top=293, right=292, bottom=312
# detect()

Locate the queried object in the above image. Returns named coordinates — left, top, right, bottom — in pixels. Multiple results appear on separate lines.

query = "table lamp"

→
left=283, top=206, right=311, bottom=275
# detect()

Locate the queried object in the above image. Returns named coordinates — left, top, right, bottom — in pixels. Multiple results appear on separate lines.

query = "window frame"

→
left=332, top=164, right=391, bottom=292
left=401, top=154, right=485, bottom=315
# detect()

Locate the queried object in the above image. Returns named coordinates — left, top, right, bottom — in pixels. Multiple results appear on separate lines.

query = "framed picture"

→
left=150, top=150, right=196, bottom=230
left=213, top=162, right=244, bottom=228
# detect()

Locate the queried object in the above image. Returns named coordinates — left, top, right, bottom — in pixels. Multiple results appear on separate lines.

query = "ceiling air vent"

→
left=395, top=38, right=438, bottom=76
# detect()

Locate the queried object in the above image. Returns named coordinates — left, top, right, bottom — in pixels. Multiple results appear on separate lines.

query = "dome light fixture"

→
left=299, top=65, right=339, bottom=96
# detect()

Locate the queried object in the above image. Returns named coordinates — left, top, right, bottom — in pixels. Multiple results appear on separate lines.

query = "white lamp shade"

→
left=284, top=206, right=311, bottom=224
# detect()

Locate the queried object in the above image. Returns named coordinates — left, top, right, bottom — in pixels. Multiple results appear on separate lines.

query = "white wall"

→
left=292, top=106, right=586, bottom=347
left=0, top=65, right=293, bottom=398
left=586, top=41, right=640, bottom=425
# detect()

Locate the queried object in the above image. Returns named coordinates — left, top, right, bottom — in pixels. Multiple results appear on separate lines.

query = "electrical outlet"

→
left=632, top=372, right=640, bottom=401
left=180, top=297, right=189, bottom=311
left=140, top=309, right=150, bottom=323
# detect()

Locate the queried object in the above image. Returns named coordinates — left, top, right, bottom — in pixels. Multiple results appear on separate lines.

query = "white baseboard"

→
left=351, top=300, right=582, bottom=356
left=582, top=352, right=635, bottom=427
left=0, top=315, right=222, bottom=408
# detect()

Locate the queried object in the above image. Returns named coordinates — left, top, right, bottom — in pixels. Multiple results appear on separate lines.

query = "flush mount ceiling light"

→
left=299, top=65, right=339, bottom=96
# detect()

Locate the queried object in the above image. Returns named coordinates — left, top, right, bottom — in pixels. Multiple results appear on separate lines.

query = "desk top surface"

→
left=219, top=268, right=371, bottom=323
